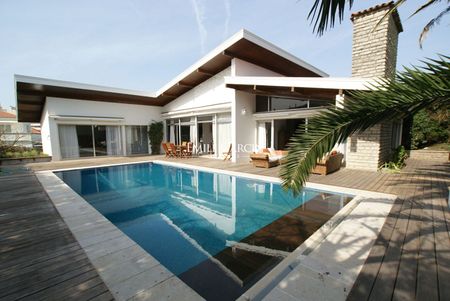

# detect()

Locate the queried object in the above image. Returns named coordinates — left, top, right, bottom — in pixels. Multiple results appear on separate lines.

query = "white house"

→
left=14, top=2, right=403, bottom=170
left=0, top=107, right=40, bottom=148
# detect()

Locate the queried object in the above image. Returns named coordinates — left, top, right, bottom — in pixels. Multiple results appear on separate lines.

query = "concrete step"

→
left=409, top=150, right=449, bottom=161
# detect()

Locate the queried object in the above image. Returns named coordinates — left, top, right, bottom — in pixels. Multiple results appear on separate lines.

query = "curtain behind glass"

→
left=126, top=126, right=148, bottom=155
left=59, top=125, right=80, bottom=159
left=106, top=126, right=122, bottom=156
left=218, top=122, right=231, bottom=155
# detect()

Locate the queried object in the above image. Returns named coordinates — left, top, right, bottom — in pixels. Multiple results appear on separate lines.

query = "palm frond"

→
left=409, top=0, right=442, bottom=18
left=419, top=5, right=450, bottom=48
left=308, top=0, right=353, bottom=36
left=280, top=56, right=450, bottom=195
left=373, top=0, right=406, bottom=32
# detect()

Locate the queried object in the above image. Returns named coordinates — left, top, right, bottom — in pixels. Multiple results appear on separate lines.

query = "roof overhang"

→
left=16, top=29, right=328, bottom=123
left=225, top=76, right=379, bottom=99
left=15, top=75, right=160, bottom=123
left=154, top=29, right=328, bottom=103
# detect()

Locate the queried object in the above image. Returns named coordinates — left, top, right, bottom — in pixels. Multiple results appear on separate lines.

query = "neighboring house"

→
left=14, top=3, right=403, bottom=171
left=0, top=108, right=41, bottom=148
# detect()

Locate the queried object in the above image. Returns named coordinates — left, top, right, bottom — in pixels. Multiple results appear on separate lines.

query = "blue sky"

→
left=0, top=0, right=448, bottom=108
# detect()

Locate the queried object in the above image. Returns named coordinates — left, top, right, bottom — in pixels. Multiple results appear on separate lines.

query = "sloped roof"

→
left=0, top=111, right=16, bottom=119
left=16, top=29, right=326, bottom=122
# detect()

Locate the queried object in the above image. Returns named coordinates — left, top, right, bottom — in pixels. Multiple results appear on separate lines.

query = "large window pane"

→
left=198, top=122, right=213, bottom=154
left=106, top=126, right=122, bottom=155
left=76, top=125, right=94, bottom=157
left=126, top=126, right=149, bottom=155
left=271, top=97, right=308, bottom=111
left=180, top=126, right=191, bottom=143
left=59, top=125, right=79, bottom=159
left=93, top=125, right=107, bottom=156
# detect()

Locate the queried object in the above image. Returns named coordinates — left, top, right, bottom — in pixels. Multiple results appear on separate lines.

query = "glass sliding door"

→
left=126, top=126, right=149, bottom=155
left=217, top=113, right=231, bottom=156
left=106, top=126, right=122, bottom=155
left=166, top=118, right=194, bottom=145
left=257, top=121, right=272, bottom=150
left=59, top=124, right=123, bottom=159
left=93, top=125, right=107, bottom=156
left=197, top=116, right=214, bottom=154
left=76, top=125, right=95, bottom=157
left=59, top=125, right=80, bottom=159
left=179, top=118, right=194, bottom=144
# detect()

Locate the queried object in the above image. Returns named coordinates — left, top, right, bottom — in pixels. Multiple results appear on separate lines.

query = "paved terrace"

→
left=1, top=155, right=449, bottom=300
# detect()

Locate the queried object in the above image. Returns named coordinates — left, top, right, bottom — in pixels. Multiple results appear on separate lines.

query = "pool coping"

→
left=36, top=160, right=396, bottom=301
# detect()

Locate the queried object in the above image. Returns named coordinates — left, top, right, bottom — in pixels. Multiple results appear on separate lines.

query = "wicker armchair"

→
left=312, top=152, right=344, bottom=175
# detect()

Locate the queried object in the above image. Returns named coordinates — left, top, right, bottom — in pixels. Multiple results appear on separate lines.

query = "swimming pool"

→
left=56, top=162, right=352, bottom=300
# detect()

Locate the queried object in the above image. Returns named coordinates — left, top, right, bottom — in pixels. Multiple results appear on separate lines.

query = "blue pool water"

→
left=56, top=162, right=351, bottom=300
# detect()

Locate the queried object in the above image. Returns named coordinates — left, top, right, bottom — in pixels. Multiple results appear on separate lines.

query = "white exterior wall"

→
left=232, top=91, right=256, bottom=162
left=163, top=68, right=234, bottom=113
left=41, top=97, right=161, bottom=160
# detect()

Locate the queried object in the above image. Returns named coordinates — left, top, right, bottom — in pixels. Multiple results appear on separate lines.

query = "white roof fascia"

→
left=224, top=76, right=380, bottom=91
left=14, top=75, right=156, bottom=98
left=161, top=102, right=231, bottom=119
left=155, top=29, right=328, bottom=96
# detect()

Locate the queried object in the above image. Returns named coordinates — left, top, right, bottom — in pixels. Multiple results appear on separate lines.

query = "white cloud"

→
left=189, top=0, right=208, bottom=53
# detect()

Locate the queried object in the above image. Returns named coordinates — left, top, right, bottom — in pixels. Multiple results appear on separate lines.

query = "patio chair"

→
left=250, top=153, right=279, bottom=168
left=312, top=151, right=343, bottom=175
left=169, top=143, right=181, bottom=158
left=182, top=142, right=193, bottom=158
left=162, top=142, right=173, bottom=157
left=223, top=144, right=232, bottom=161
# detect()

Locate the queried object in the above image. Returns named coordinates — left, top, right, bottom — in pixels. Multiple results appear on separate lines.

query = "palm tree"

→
left=280, top=1, right=450, bottom=193
left=281, top=56, right=450, bottom=194
left=308, top=0, right=450, bottom=47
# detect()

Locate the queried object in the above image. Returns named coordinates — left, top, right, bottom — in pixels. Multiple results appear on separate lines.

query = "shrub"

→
left=148, top=121, right=164, bottom=155
left=0, top=147, right=47, bottom=158
left=380, top=145, right=408, bottom=172
left=411, top=109, right=449, bottom=149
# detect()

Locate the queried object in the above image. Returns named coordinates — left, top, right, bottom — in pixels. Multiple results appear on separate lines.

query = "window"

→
left=391, top=121, right=402, bottom=149
left=59, top=125, right=122, bottom=159
left=166, top=118, right=194, bottom=145
left=271, top=97, right=308, bottom=111
left=0, top=124, right=12, bottom=133
left=126, top=126, right=149, bottom=155
left=255, top=95, right=333, bottom=113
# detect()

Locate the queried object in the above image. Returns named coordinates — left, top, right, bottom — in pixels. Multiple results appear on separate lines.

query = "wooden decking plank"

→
left=0, top=263, right=96, bottom=300
left=14, top=269, right=102, bottom=301
left=0, top=255, right=93, bottom=295
left=0, top=174, right=114, bottom=301
left=58, top=280, right=109, bottom=301
left=367, top=198, right=412, bottom=301
left=346, top=198, right=404, bottom=301
left=0, top=229, right=74, bottom=254
left=416, top=178, right=439, bottom=301
left=0, top=242, right=81, bottom=273
left=431, top=173, right=450, bottom=301
left=89, top=290, right=115, bottom=301
left=1, top=248, right=88, bottom=284
left=391, top=187, right=422, bottom=300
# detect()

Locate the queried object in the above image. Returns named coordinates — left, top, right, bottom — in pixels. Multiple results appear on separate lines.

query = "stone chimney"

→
left=345, top=3, right=403, bottom=171
left=351, top=1, right=403, bottom=78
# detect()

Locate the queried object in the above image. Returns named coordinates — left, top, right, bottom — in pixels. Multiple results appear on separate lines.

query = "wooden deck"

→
left=0, top=173, right=114, bottom=301
left=8, top=155, right=450, bottom=300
